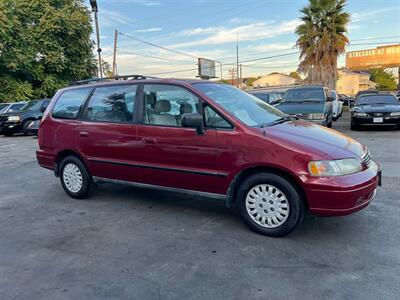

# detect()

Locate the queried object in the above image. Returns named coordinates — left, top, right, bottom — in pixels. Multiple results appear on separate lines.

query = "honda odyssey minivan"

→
left=37, top=77, right=381, bottom=237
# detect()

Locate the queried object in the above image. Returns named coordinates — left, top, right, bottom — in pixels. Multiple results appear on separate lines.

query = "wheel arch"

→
left=226, top=165, right=308, bottom=210
left=54, top=149, right=87, bottom=177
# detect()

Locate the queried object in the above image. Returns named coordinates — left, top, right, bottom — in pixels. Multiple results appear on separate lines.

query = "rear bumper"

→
left=36, top=149, right=56, bottom=171
left=304, top=164, right=380, bottom=216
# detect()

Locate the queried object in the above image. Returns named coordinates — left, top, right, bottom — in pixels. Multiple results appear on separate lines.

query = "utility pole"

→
left=239, top=64, right=243, bottom=88
left=236, top=31, right=239, bottom=87
left=228, top=69, right=236, bottom=86
left=112, top=29, right=118, bottom=76
left=90, top=0, right=102, bottom=78
left=218, top=61, right=223, bottom=80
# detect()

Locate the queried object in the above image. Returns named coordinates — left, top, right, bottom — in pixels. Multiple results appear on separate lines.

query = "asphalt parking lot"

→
left=1, top=112, right=399, bottom=300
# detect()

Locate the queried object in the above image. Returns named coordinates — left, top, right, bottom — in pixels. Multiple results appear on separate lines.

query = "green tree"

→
left=296, top=0, right=350, bottom=89
left=289, top=71, right=301, bottom=80
left=0, top=0, right=96, bottom=102
left=369, top=69, right=397, bottom=91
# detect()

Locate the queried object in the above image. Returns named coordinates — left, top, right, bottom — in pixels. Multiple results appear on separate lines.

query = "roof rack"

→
left=72, top=74, right=157, bottom=85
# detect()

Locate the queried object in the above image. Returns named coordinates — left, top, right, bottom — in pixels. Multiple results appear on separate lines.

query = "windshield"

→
left=21, top=100, right=41, bottom=111
left=194, top=83, right=285, bottom=127
left=0, top=103, right=9, bottom=113
left=283, top=88, right=324, bottom=103
left=357, top=95, right=399, bottom=106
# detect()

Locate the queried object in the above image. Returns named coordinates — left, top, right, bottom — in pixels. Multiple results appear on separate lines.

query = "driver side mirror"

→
left=326, top=96, right=334, bottom=102
left=182, top=113, right=204, bottom=135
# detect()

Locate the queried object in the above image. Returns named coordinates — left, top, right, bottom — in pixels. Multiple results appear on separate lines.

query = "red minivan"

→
left=37, top=77, right=381, bottom=237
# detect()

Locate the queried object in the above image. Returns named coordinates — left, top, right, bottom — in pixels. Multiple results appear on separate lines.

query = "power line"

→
left=119, top=31, right=198, bottom=59
left=117, top=50, right=194, bottom=63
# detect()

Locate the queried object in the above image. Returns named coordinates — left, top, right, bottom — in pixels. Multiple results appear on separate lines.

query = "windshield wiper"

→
left=296, top=99, right=323, bottom=103
left=257, top=116, right=293, bottom=128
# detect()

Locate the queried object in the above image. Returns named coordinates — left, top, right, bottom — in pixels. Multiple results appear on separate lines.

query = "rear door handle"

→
left=142, top=138, right=157, bottom=144
left=79, top=131, right=89, bottom=137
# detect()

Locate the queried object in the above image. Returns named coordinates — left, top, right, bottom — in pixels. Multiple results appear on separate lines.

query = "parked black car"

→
left=0, top=99, right=50, bottom=136
left=351, top=93, right=400, bottom=130
left=276, top=85, right=334, bottom=127
left=247, top=90, right=283, bottom=106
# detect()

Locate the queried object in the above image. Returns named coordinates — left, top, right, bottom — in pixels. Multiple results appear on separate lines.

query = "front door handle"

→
left=79, top=131, right=89, bottom=137
left=142, top=138, right=157, bottom=144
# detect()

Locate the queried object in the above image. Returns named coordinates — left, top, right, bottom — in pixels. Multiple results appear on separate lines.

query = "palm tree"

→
left=296, top=0, right=350, bottom=89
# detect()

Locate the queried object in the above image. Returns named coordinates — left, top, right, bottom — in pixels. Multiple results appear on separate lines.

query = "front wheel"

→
left=60, top=156, right=92, bottom=199
left=237, top=173, right=304, bottom=237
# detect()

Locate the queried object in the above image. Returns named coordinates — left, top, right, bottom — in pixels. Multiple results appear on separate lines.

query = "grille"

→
left=0, top=116, right=6, bottom=122
left=368, top=112, right=389, bottom=117
left=361, top=151, right=372, bottom=167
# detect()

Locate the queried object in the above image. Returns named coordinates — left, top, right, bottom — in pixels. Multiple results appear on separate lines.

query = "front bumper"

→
left=352, top=116, right=400, bottom=126
left=0, top=121, right=22, bottom=133
left=304, top=162, right=380, bottom=216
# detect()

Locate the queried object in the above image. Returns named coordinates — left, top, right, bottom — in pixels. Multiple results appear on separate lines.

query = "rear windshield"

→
left=283, top=88, right=324, bottom=103
left=357, top=95, right=399, bottom=106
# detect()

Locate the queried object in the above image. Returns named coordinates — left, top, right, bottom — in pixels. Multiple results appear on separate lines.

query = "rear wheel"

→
left=237, top=173, right=304, bottom=237
left=22, top=120, right=34, bottom=135
left=60, top=156, right=92, bottom=199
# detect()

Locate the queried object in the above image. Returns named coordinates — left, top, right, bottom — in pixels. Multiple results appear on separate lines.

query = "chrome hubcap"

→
left=63, top=163, right=83, bottom=193
left=245, top=184, right=290, bottom=228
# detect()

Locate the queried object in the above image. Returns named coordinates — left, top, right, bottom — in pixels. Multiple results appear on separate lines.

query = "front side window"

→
left=144, top=84, right=200, bottom=127
left=194, top=83, right=284, bottom=127
left=204, top=105, right=232, bottom=129
left=86, top=85, right=137, bottom=123
left=53, top=88, right=92, bottom=119
left=8, top=103, right=25, bottom=112
left=21, top=101, right=40, bottom=111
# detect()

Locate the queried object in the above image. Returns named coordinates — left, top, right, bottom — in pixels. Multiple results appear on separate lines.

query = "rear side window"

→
left=86, top=85, right=137, bottom=123
left=52, top=88, right=92, bottom=119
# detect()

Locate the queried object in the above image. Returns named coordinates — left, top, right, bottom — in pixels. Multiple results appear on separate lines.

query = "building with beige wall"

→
left=252, top=73, right=298, bottom=88
left=337, top=68, right=376, bottom=95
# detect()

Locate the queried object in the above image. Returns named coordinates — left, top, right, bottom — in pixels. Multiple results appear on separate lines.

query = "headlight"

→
left=7, top=116, right=20, bottom=122
left=308, top=113, right=325, bottom=120
left=308, top=158, right=363, bottom=177
left=353, top=112, right=367, bottom=117
left=390, top=112, right=400, bottom=117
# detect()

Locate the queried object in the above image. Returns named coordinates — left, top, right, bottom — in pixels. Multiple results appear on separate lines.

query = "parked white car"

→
left=331, top=90, right=343, bottom=121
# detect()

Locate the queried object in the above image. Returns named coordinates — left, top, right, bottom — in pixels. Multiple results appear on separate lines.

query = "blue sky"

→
left=85, top=0, right=400, bottom=78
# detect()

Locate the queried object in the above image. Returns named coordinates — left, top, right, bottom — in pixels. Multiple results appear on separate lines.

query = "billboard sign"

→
left=346, top=44, right=400, bottom=70
left=198, top=58, right=216, bottom=79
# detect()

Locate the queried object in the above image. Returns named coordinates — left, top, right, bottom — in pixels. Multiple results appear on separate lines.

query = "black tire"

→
left=59, top=155, right=92, bottom=199
left=350, top=121, right=359, bottom=130
left=237, top=172, right=304, bottom=237
left=3, top=131, right=14, bottom=136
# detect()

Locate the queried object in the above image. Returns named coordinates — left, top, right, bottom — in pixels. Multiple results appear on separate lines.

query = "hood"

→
left=353, top=105, right=400, bottom=113
left=259, top=120, right=366, bottom=160
left=276, top=102, right=325, bottom=114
